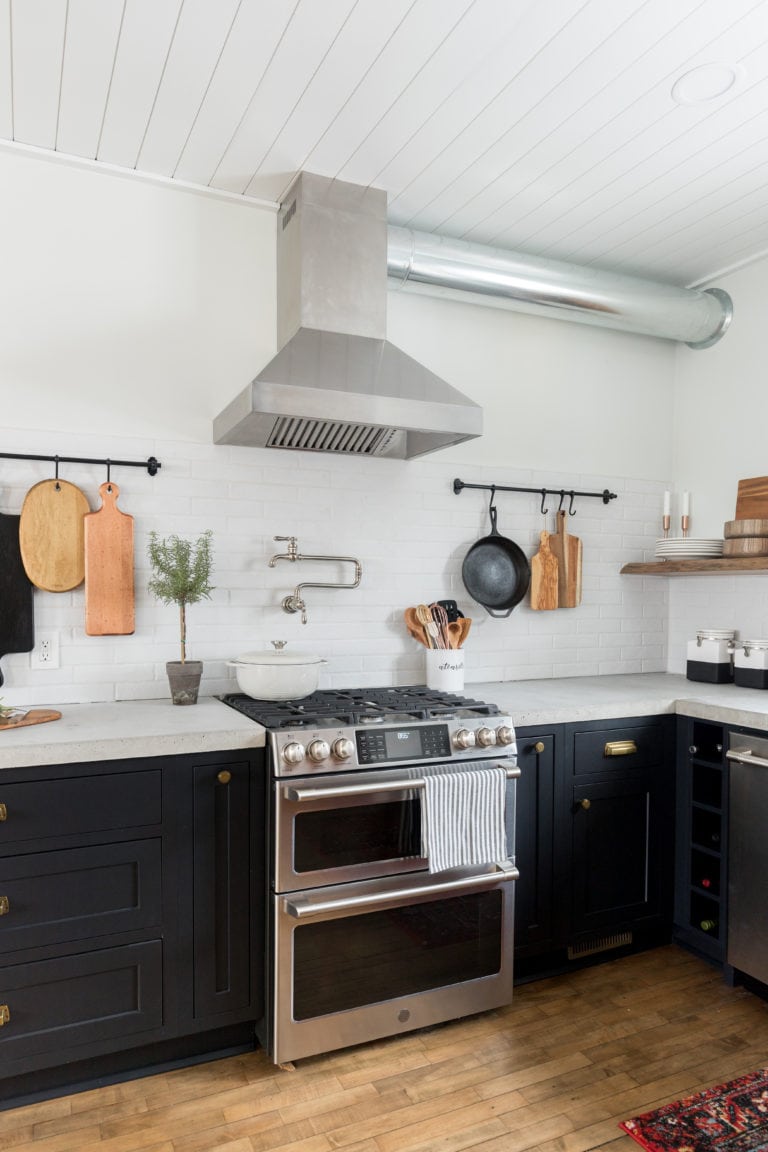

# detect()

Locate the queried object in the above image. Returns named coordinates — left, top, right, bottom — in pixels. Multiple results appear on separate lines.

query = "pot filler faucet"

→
left=268, top=536, right=362, bottom=624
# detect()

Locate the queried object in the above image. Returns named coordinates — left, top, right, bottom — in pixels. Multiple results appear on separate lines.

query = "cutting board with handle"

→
left=0, top=709, right=61, bottom=732
left=19, top=479, right=90, bottom=592
left=530, top=530, right=559, bottom=610
left=550, top=510, right=583, bottom=608
left=0, top=511, right=35, bottom=687
left=84, top=482, right=135, bottom=636
left=735, top=477, right=768, bottom=520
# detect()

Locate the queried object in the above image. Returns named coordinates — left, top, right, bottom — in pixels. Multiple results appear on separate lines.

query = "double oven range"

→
left=222, top=685, right=519, bottom=1065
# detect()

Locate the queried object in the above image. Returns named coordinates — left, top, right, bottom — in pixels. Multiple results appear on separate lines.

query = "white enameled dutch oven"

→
left=227, top=641, right=326, bottom=700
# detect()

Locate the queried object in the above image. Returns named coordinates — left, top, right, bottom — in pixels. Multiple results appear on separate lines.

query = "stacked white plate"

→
left=655, top=537, right=723, bottom=559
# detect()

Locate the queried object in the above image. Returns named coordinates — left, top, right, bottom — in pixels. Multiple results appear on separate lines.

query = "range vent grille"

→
left=567, top=930, right=633, bottom=960
left=267, top=416, right=399, bottom=456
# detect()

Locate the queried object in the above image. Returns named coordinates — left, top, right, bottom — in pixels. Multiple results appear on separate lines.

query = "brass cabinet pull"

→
left=604, top=740, right=638, bottom=757
left=0, top=1005, right=10, bottom=1026
left=217, top=770, right=232, bottom=785
left=580, top=798, right=591, bottom=810
left=533, top=741, right=545, bottom=754
left=0, top=803, right=7, bottom=821
left=0, top=897, right=9, bottom=916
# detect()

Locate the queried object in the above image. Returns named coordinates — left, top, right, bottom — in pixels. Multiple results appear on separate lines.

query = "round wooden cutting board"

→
left=19, top=479, right=90, bottom=592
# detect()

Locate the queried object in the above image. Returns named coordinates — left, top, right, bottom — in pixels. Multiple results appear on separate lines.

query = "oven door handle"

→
left=726, top=749, right=768, bottom=768
left=283, top=862, right=519, bottom=919
left=283, top=764, right=520, bottom=802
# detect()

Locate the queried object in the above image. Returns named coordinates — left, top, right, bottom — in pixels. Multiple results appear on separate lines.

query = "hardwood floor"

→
left=2, top=945, right=768, bottom=1152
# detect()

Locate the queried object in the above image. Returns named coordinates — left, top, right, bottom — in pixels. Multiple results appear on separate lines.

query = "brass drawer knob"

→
left=0, top=896, right=9, bottom=916
left=217, top=770, right=232, bottom=785
left=580, top=798, right=591, bottom=810
left=0, top=1005, right=10, bottom=1026
left=533, top=741, right=545, bottom=754
left=604, top=740, right=638, bottom=757
left=0, top=803, right=7, bottom=821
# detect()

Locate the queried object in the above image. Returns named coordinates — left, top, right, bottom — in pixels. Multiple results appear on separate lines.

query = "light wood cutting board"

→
left=19, top=479, right=90, bottom=592
left=530, top=530, right=559, bottom=610
left=84, top=482, right=135, bottom=636
left=735, top=477, right=768, bottom=520
left=550, top=510, right=583, bottom=608
left=0, top=709, right=61, bottom=731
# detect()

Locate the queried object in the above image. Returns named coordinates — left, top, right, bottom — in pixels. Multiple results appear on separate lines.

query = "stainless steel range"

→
left=222, top=686, right=519, bottom=1065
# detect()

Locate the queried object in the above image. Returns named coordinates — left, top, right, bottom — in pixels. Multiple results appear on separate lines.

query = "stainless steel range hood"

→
left=213, top=172, right=483, bottom=459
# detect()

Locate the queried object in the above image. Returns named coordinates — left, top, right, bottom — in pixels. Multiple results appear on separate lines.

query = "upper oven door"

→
left=273, top=763, right=517, bottom=893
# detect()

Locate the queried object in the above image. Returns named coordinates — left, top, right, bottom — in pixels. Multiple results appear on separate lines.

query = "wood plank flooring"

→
left=2, top=945, right=768, bottom=1152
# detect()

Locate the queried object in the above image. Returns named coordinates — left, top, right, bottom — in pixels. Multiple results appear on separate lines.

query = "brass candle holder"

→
left=662, top=514, right=671, bottom=538
left=681, top=514, right=690, bottom=538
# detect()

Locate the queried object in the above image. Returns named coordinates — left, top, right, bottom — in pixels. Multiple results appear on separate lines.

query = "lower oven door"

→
left=274, top=764, right=517, bottom=892
left=271, top=861, right=518, bottom=1065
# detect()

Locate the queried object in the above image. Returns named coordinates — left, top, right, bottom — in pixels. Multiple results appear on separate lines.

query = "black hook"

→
left=54, top=455, right=60, bottom=492
left=540, top=488, right=548, bottom=515
left=106, top=458, right=112, bottom=491
left=488, top=484, right=497, bottom=512
left=568, top=490, right=576, bottom=516
left=557, top=489, right=565, bottom=513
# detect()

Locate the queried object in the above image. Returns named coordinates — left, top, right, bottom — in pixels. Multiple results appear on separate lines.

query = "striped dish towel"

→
left=420, top=766, right=508, bottom=874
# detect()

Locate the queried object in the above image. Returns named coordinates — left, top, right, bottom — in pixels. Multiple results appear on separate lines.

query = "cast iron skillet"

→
left=461, top=497, right=531, bottom=618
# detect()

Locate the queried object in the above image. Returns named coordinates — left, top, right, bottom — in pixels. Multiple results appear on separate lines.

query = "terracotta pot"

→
left=166, top=660, right=203, bottom=705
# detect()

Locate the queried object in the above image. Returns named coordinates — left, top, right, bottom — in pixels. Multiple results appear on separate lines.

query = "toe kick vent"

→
left=567, top=930, right=633, bottom=960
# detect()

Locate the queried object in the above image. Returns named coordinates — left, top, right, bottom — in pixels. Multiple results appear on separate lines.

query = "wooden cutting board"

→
left=550, top=510, right=583, bottom=608
left=0, top=709, right=61, bottom=731
left=530, top=530, right=559, bottom=610
left=723, top=537, right=768, bottom=557
left=84, top=482, right=135, bottom=636
left=19, top=479, right=89, bottom=592
left=0, top=511, right=34, bottom=687
left=735, top=477, right=768, bottom=520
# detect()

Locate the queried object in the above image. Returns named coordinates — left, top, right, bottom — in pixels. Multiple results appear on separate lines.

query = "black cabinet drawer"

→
left=0, top=840, right=162, bottom=953
left=573, top=723, right=664, bottom=775
left=0, top=770, right=161, bottom=847
left=0, top=940, right=163, bottom=1064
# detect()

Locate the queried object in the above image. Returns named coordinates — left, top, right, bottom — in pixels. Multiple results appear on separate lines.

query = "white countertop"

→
left=2, top=673, right=768, bottom=769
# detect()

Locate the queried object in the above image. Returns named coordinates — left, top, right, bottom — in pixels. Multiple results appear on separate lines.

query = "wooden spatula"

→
left=530, top=530, right=558, bottom=610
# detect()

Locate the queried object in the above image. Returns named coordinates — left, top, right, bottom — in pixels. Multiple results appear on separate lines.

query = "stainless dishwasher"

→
left=726, top=732, right=768, bottom=984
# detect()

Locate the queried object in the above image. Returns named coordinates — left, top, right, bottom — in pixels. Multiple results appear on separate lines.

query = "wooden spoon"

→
left=457, top=617, right=472, bottom=647
left=446, top=621, right=464, bottom=649
left=407, top=623, right=430, bottom=647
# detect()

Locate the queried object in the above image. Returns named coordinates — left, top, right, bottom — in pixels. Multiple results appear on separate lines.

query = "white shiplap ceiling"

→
left=3, top=0, right=768, bottom=287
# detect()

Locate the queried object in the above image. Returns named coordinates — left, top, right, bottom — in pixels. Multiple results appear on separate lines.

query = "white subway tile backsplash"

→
left=0, top=428, right=671, bottom=704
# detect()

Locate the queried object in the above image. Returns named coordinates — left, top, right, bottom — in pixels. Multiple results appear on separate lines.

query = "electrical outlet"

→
left=30, top=631, right=60, bottom=669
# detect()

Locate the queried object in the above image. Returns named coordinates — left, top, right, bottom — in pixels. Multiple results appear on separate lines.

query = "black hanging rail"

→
left=0, top=451, right=161, bottom=476
left=453, top=477, right=617, bottom=516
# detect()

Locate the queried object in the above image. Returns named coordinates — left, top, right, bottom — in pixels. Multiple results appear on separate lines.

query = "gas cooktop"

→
left=220, top=686, right=500, bottom=730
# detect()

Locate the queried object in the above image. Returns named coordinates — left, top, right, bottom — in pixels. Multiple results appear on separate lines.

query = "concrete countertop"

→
left=3, top=673, right=768, bottom=770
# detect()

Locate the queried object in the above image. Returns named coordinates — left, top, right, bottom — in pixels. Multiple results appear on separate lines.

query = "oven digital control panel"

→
left=356, top=723, right=451, bottom=764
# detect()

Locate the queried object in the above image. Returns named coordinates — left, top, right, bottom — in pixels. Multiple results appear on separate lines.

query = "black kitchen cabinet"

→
left=0, top=748, right=264, bottom=1107
left=513, top=727, right=557, bottom=965
left=560, top=716, right=675, bottom=958
left=674, top=718, right=727, bottom=963
left=514, top=715, right=675, bottom=979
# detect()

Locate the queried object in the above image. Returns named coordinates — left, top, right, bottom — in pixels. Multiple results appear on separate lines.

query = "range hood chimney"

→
left=213, top=172, right=483, bottom=459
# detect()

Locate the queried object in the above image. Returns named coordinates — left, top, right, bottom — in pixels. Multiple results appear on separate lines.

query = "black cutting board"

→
left=0, top=512, right=34, bottom=687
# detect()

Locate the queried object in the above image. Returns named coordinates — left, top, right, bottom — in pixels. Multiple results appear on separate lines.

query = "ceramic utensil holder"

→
left=426, top=648, right=465, bottom=692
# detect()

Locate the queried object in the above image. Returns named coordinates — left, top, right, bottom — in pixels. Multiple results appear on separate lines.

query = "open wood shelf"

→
left=621, top=557, right=768, bottom=575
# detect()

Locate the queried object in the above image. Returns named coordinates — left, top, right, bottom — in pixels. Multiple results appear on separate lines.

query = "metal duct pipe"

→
left=387, top=226, right=732, bottom=349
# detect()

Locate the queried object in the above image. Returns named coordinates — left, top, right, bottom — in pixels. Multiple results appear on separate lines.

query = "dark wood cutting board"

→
left=84, top=482, right=135, bottom=636
left=735, top=477, right=768, bottom=520
left=0, top=511, right=34, bottom=687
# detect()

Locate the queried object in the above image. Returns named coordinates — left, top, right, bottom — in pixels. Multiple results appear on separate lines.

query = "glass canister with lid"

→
left=686, top=629, right=737, bottom=684
left=733, top=639, right=768, bottom=689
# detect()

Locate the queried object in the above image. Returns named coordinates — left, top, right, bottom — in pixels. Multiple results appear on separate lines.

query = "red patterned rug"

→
left=620, top=1069, right=768, bottom=1151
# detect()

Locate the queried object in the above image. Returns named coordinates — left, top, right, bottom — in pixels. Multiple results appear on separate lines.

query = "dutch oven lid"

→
left=233, top=641, right=324, bottom=666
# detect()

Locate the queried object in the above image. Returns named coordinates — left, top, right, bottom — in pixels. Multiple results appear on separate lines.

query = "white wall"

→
left=666, top=255, right=768, bottom=670
left=0, top=149, right=677, bottom=704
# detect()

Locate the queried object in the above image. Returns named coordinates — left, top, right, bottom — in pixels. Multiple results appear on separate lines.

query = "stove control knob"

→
left=476, top=727, right=497, bottom=747
left=496, top=726, right=515, bottom=746
left=453, top=728, right=476, bottom=750
left=282, top=742, right=306, bottom=765
left=332, top=738, right=354, bottom=760
left=307, top=739, right=331, bottom=763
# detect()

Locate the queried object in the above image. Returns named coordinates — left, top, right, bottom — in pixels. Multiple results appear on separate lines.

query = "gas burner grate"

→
left=220, top=686, right=499, bottom=729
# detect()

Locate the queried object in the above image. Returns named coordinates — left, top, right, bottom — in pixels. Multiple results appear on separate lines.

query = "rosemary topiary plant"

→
left=147, top=531, right=214, bottom=664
